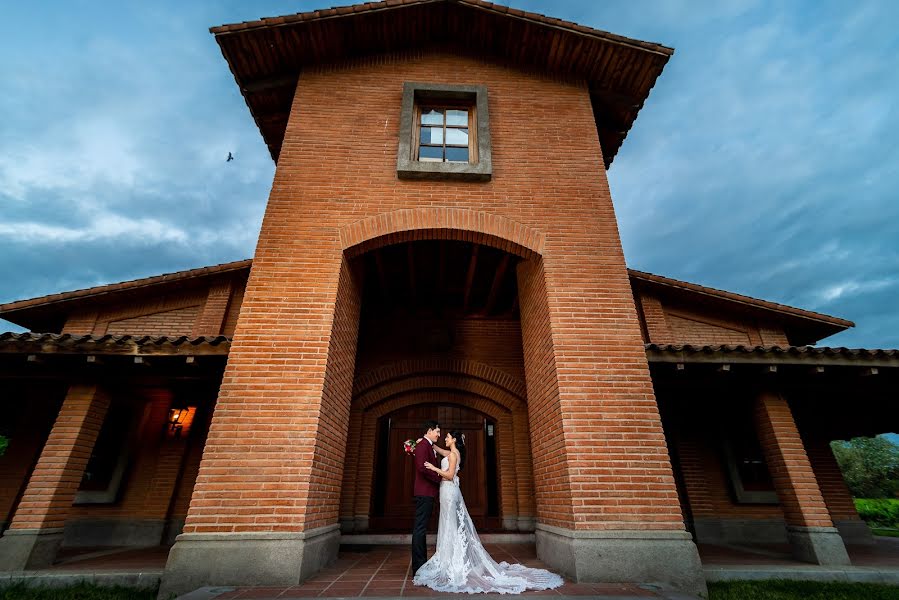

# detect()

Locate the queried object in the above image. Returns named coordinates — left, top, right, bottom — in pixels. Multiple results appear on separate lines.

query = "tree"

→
left=831, top=435, right=899, bottom=498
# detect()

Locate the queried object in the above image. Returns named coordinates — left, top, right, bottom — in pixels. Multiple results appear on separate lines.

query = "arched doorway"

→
left=369, top=403, right=500, bottom=532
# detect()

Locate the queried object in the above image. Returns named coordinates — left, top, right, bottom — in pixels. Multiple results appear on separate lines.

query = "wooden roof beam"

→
left=241, top=74, right=298, bottom=94
left=407, top=243, right=417, bottom=308
left=462, top=244, right=479, bottom=314
left=374, top=249, right=391, bottom=305
left=484, top=254, right=510, bottom=316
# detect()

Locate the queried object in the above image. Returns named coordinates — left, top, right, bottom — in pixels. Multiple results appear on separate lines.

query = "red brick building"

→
left=0, top=1, right=896, bottom=597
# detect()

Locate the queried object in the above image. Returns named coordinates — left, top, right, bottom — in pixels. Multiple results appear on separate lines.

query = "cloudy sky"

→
left=2, top=0, right=897, bottom=348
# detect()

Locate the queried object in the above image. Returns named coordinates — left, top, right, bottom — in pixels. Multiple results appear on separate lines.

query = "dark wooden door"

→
left=369, top=404, right=500, bottom=532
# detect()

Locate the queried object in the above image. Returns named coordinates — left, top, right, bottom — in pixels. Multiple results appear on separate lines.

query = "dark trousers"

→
left=411, top=495, right=435, bottom=574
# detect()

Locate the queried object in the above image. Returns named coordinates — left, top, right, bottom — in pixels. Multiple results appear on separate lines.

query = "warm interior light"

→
left=167, top=406, right=196, bottom=438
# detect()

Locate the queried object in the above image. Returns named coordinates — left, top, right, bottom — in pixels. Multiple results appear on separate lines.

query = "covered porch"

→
left=650, top=343, right=899, bottom=568
left=0, top=333, right=226, bottom=572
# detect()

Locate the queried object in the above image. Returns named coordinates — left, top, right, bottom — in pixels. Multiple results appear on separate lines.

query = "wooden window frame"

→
left=74, top=399, right=149, bottom=505
left=412, top=101, right=479, bottom=164
left=397, top=82, right=492, bottom=182
left=722, top=430, right=779, bottom=505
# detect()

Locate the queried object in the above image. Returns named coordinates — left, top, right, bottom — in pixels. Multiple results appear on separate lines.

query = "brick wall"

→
left=184, top=50, right=683, bottom=535
left=60, top=275, right=244, bottom=337
left=356, top=315, right=525, bottom=381
left=633, top=292, right=792, bottom=347
left=221, top=276, right=247, bottom=337
left=517, top=258, right=574, bottom=528
left=8, top=385, right=110, bottom=531
left=669, top=398, right=784, bottom=522
left=106, top=306, right=201, bottom=336
left=342, top=343, right=533, bottom=529
left=0, top=382, right=66, bottom=530
left=754, top=391, right=833, bottom=528
left=806, top=437, right=861, bottom=522
left=667, top=313, right=753, bottom=345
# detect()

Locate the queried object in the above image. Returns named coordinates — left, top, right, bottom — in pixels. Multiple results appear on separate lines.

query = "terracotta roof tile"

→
left=646, top=343, right=899, bottom=366
left=0, top=332, right=230, bottom=355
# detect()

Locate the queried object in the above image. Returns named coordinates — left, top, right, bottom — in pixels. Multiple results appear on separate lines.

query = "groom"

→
left=411, top=420, right=442, bottom=574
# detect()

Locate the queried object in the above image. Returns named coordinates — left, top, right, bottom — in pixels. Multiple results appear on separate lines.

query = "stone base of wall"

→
left=693, top=517, right=873, bottom=549
left=0, top=528, right=65, bottom=570
left=534, top=524, right=706, bottom=597
left=63, top=518, right=165, bottom=547
left=788, top=526, right=851, bottom=565
left=693, top=517, right=789, bottom=545
left=157, top=525, right=340, bottom=599
left=834, top=519, right=874, bottom=545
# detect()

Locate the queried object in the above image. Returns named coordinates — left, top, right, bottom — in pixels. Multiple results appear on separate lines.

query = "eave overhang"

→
left=210, top=0, right=674, bottom=168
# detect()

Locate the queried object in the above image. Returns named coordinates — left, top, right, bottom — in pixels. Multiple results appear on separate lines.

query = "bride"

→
left=414, top=430, right=564, bottom=594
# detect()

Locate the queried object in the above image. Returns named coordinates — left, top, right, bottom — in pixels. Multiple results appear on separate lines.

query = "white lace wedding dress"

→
left=413, top=455, right=564, bottom=594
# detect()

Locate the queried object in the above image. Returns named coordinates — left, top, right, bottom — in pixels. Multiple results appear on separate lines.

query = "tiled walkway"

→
left=213, top=545, right=664, bottom=598
left=697, top=536, right=899, bottom=567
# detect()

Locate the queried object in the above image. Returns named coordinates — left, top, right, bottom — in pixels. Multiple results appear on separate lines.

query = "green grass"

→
left=0, top=582, right=157, bottom=600
left=709, top=580, right=899, bottom=600
left=872, top=527, right=899, bottom=537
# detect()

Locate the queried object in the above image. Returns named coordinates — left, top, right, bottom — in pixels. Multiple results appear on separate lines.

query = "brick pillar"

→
left=338, top=408, right=364, bottom=533
left=160, top=253, right=362, bottom=597
left=0, top=384, right=110, bottom=570
left=191, top=280, right=233, bottom=336
left=806, top=437, right=873, bottom=545
left=139, top=391, right=197, bottom=545
left=511, top=409, right=535, bottom=532
left=638, top=294, right=673, bottom=343
left=517, top=257, right=703, bottom=594
left=754, top=390, right=850, bottom=564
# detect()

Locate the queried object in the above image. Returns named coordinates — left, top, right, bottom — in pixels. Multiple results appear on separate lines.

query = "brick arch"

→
left=339, top=208, right=545, bottom=260
left=342, top=365, right=527, bottom=529
left=355, top=375, right=523, bottom=416
left=353, top=358, right=528, bottom=401
left=347, top=390, right=520, bottom=529
left=368, top=390, right=509, bottom=421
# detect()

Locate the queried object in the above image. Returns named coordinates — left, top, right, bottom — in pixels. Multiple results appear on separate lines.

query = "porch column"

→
left=753, top=390, right=850, bottom=564
left=159, top=251, right=362, bottom=598
left=806, top=436, right=873, bottom=545
left=0, top=384, right=110, bottom=570
left=517, top=256, right=703, bottom=596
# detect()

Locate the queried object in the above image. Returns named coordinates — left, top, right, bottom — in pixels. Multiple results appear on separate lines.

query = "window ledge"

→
left=397, top=82, right=492, bottom=182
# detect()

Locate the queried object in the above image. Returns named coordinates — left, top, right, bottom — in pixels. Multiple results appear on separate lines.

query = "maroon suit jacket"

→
left=413, top=438, right=442, bottom=498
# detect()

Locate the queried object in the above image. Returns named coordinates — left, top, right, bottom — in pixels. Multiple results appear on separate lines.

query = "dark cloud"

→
left=2, top=1, right=897, bottom=349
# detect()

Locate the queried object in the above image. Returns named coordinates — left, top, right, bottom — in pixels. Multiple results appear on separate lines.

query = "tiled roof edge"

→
left=645, top=344, right=899, bottom=367
left=0, top=332, right=231, bottom=346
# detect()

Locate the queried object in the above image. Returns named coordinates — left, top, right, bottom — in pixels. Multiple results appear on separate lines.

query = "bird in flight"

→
left=226, top=152, right=234, bottom=162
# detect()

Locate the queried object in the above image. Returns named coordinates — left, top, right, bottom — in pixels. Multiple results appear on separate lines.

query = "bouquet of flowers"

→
left=403, top=438, right=421, bottom=456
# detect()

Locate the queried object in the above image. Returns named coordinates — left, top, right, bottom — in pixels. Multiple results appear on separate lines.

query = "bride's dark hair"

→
left=449, top=430, right=466, bottom=471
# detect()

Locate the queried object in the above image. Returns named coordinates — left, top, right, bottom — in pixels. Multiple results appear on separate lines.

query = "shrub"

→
left=831, top=436, right=899, bottom=498
left=854, top=498, right=899, bottom=528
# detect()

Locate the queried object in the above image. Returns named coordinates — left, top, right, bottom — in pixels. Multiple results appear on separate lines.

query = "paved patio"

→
left=202, top=544, right=670, bottom=599
left=698, top=537, right=899, bottom=582
left=4, top=538, right=899, bottom=597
